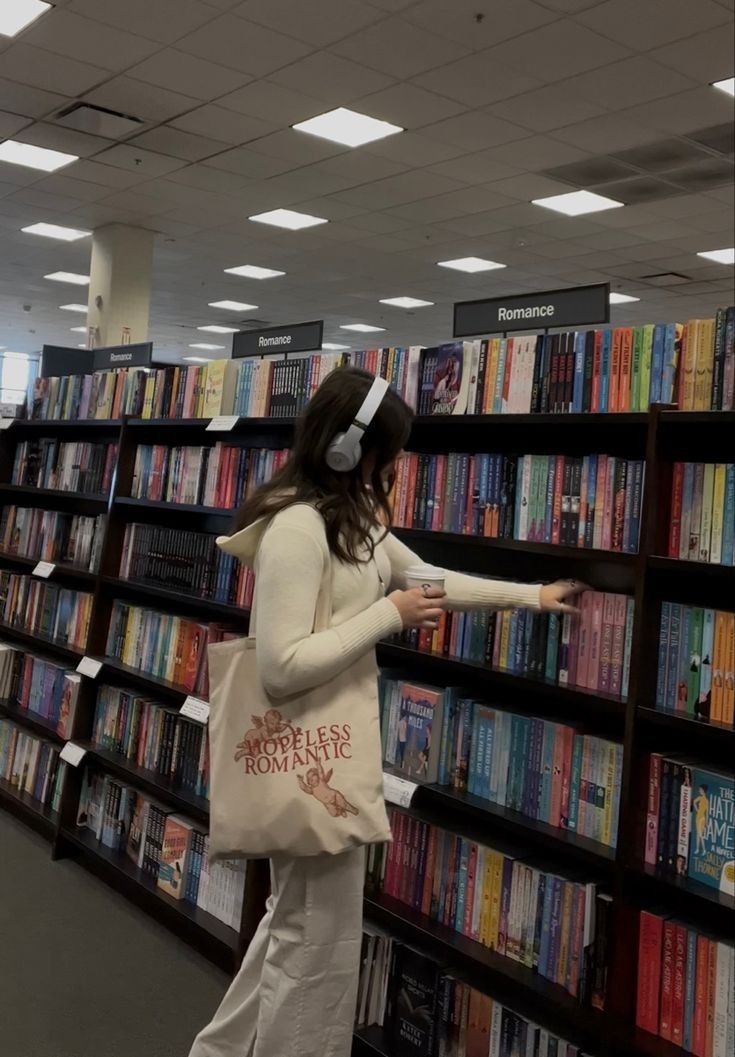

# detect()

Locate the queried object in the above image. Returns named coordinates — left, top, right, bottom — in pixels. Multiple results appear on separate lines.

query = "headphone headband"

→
left=325, top=375, right=390, bottom=472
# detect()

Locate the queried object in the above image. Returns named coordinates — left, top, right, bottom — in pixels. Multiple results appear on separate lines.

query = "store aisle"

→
left=0, top=813, right=228, bottom=1057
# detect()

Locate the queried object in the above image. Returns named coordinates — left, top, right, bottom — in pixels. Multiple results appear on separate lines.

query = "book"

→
left=158, top=814, right=195, bottom=899
left=689, top=765, right=735, bottom=895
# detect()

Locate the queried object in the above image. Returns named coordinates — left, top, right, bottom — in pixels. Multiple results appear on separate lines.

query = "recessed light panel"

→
left=532, top=190, right=624, bottom=216
left=697, top=247, right=735, bottom=264
left=0, top=1, right=51, bottom=38
left=208, top=300, right=259, bottom=311
left=249, top=208, right=328, bottom=230
left=0, top=140, right=77, bottom=172
left=437, top=257, right=507, bottom=273
left=224, top=264, right=285, bottom=280
left=711, top=77, right=735, bottom=97
left=609, top=292, right=640, bottom=304
left=44, top=272, right=90, bottom=285
left=293, top=107, right=403, bottom=148
left=340, top=323, right=386, bottom=333
left=184, top=356, right=212, bottom=363
left=322, top=343, right=350, bottom=350
left=22, top=222, right=91, bottom=241
left=59, top=304, right=88, bottom=313
left=189, top=342, right=225, bottom=350
left=70, top=326, right=87, bottom=333
left=197, top=325, right=239, bottom=334
left=379, top=296, right=434, bottom=308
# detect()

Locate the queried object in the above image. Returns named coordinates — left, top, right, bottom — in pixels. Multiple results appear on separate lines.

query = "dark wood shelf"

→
left=81, top=744, right=209, bottom=824
left=626, top=861, right=735, bottom=917
left=0, top=776, right=59, bottom=838
left=412, top=413, right=648, bottom=427
left=394, top=526, right=637, bottom=564
left=637, top=706, right=734, bottom=764
left=0, top=621, right=86, bottom=662
left=658, top=410, right=735, bottom=427
left=0, top=484, right=108, bottom=507
left=0, top=550, right=97, bottom=585
left=6, top=419, right=122, bottom=432
left=95, top=656, right=195, bottom=703
left=352, top=1026, right=390, bottom=1057
left=126, top=416, right=294, bottom=431
left=114, top=495, right=232, bottom=519
left=59, top=826, right=239, bottom=972
left=0, top=699, right=63, bottom=742
left=104, top=576, right=249, bottom=623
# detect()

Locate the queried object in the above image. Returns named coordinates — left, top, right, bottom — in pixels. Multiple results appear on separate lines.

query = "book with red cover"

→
left=671, top=922, right=687, bottom=1046
left=636, top=909, right=666, bottom=1034
left=692, top=933, right=709, bottom=1057
left=659, top=918, right=676, bottom=1039
left=669, top=463, right=685, bottom=557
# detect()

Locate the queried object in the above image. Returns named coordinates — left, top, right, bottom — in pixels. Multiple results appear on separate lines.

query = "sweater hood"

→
left=215, top=515, right=272, bottom=568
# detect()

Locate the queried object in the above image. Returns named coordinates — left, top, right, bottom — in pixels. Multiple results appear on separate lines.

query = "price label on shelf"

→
left=383, top=772, right=418, bottom=809
left=32, top=560, right=56, bottom=579
left=60, top=742, right=87, bottom=767
left=181, top=696, right=210, bottom=723
left=0, top=418, right=15, bottom=430
left=206, top=415, right=239, bottom=432
left=76, top=656, right=103, bottom=679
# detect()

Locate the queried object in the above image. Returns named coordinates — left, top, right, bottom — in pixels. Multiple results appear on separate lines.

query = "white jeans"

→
left=189, top=846, right=366, bottom=1057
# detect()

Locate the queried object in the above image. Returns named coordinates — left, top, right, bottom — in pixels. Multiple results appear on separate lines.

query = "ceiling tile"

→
left=650, top=26, right=735, bottom=82
left=401, top=0, right=557, bottom=50
left=550, top=114, right=659, bottom=152
left=67, top=0, right=214, bottom=45
left=439, top=208, right=519, bottom=236
left=295, top=197, right=368, bottom=222
left=354, top=83, right=466, bottom=129
left=575, top=0, right=731, bottom=50
left=64, top=159, right=155, bottom=189
left=15, top=122, right=111, bottom=158
left=421, top=112, right=529, bottom=151
left=165, top=164, right=252, bottom=193
left=484, top=173, right=580, bottom=201
left=482, top=21, right=630, bottom=83
left=343, top=212, right=414, bottom=234
left=0, top=112, right=32, bottom=139
left=306, top=151, right=409, bottom=184
left=127, top=49, right=250, bottom=100
left=171, top=105, right=277, bottom=144
left=175, top=14, right=311, bottom=76
left=361, top=130, right=465, bottom=167
left=8, top=186, right=87, bottom=214
left=531, top=0, right=609, bottom=9
left=30, top=173, right=111, bottom=202
left=247, top=128, right=345, bottom=165
left=330, top=16, right=469, bottom=78
left=332, top=170, right=465, bottom=209
left=0, top=77, right=68, bottom=120
left=415, top=51, right=540, bottom=107
left=202, top=146, right=298, bottom=178
left=388, top=186, right=517, bottom=223
left=557, top=57, right=697, bottom=110
left=22, top=9, right=159, bottom=72
left=94, top=145, right=189, bottom=177
left=269, top=52, right=395, bottom=103
left=216, top=80, right=326, bottom=123
left=82, top=77, right=200, bottom=124
left=428, top=152, right=525, bottom=186
left=487, top=84, right=606, bottom=132
left=0, top=43, right=108, bottom=96
left=616, top=88, right=735, bottom=136
left=127, top=127, right=228, bottom=162
left=233, top=0, right=383, bottom=46
left=483, top=135, right=591, bottom=171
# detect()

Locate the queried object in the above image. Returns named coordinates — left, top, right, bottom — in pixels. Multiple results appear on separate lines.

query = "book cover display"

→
left=689, top=766, right=735, bottom=896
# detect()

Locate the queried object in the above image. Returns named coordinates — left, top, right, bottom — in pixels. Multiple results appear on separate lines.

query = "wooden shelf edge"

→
left=393, top=526, right=638, bottom=564
left=0, top=699, right=64, bottom=743
left=352, top=1026, right=389, bottom=1056
left=0, top=551, right=97, bottom=584
left=104, top=576, right=249, bottom=623
left=0, top=776, right=58, bottom=838
left=82, top=744, right=209, bottom=824
left=0, top=622, right=86, bottom=662
left=626, top=861, right=735, bottom=917
left=94, top=657, right=195, bottom=702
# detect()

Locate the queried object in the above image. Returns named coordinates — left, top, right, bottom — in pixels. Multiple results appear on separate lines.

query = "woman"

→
left=189, top=367, right=583, bottom=1057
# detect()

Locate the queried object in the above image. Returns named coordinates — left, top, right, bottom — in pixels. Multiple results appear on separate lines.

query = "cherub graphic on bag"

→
left=297, top=760, right=359, bottom=817
left=234, top=708, right=301, bottom=760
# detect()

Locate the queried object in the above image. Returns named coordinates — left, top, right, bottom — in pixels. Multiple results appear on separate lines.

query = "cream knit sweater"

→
left=217, top=503, right=542, bottom=700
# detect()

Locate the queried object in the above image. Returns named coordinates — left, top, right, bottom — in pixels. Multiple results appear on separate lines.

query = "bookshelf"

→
left=0, top=397, right=733, bottom=1057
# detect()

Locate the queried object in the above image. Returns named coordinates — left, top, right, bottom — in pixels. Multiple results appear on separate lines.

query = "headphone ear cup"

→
left=326, top=433, right=359, bottom=472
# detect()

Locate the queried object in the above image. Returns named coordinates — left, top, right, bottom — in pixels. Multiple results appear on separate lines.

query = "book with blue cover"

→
left=689, top=765, right=735, bottom=894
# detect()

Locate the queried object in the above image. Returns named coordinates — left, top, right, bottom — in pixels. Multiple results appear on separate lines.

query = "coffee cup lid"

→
left=405, top=564, right=446, bottom=579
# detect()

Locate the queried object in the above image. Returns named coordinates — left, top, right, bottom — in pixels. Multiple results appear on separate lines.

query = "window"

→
left=0, top=352, right=32, bottom=405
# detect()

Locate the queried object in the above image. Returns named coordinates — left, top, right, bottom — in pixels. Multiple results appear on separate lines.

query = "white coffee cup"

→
left=404, top=564, right=446, bottom=595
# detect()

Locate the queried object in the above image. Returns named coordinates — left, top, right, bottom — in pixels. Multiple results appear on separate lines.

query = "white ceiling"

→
left=0, top=0, right=733, bottom=361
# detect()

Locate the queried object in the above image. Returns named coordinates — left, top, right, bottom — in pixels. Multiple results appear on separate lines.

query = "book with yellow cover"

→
left=158, top=814, right=194, bottom=899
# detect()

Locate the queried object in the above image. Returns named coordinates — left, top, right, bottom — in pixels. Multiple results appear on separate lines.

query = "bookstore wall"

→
left=0, top=307, right=734, bottom=1057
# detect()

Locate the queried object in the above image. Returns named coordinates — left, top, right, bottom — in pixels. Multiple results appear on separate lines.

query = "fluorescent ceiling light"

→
left=249, top=208, right=328, bottom=230
left=45, top=271, right=90, bottom=285
left=437, top=256, right=506, bottom=273
left=609, top=292, right=640, bottom=304
left=184, top=356, right=212, bottom=363
left=322, top=343, right=350, bottom=350
left=77, top=344, right=87, bottom=349
left=70, top=326, right=87, bottom=333
left=532, top=190, right=624, bottom=216
left=224, top=264, right=285, bottom=280
left=697, top=247, right=734, bottom=264
left=22, top=222, right=91, bottom=241
left=340, top=323, right=385, bottom=333
left=59, top=304, right=87, bottom=313
left=197, top=324, right=239, bottom=334
left=711, top=77, right=734, bottom=97
left=379, top=296, right=434, bottom=309
left=0, top=140, right=77, bottom=173
left=189, top=342, right=225, bottom=350
left=293, top=107, right=403, bottom=148
left=208, top=300, right=258, bottom=311
left=0, top=1, right=51, bottom=38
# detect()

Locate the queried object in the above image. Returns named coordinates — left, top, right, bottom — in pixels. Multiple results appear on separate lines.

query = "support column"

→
left=87, top=224, right=154, bottom=346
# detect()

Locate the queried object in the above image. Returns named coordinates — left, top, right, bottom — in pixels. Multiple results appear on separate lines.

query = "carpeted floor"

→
left=0, top=811, right=229, bottom=1057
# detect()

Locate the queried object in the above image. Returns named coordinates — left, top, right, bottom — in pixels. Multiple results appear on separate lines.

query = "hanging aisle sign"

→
left=232, top=320, right=324, bottom=358
left=93, top=342, right=153, bottom=370
left=453, top=283, right=610, bottom=337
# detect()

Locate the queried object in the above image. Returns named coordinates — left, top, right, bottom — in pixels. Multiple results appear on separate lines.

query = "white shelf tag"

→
left=60, top=742, right=87, bottom=767
left=206, top=415, right=239, bottom=432
left=32, top=560, right=56, bottom=579
left=0, top=418, right=15, bottom=430
left=383, top=772, right=418, bottom=809
left=181, top=696, right=210, bottom=723
left=76, top=656, right=102, bottom=679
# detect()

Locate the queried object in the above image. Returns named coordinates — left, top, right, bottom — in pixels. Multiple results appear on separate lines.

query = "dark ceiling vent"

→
left=640, top=272, right=692, bottom=287
left=54, top=102, right=143, bottom=139
left=238, top=318, right=272, bottom=328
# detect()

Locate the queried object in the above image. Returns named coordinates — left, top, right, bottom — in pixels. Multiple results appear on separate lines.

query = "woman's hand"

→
left=539, top=579, right=589, bottom=615
left=388, top=586, right=445, bottom=630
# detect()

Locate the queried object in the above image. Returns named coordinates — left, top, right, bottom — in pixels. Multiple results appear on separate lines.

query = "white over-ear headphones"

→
left=325, top=375, right=390, bottom=472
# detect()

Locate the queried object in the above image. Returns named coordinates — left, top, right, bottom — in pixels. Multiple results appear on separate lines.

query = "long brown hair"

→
left=232, top=366, right=413, bottom=563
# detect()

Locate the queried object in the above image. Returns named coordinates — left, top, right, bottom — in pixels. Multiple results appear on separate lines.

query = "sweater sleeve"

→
left=381, top=531, right=542, bottom=611
left=254, top=524, right=403, bottom=698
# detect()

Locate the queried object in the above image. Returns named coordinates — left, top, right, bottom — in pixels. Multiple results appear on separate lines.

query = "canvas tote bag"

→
left=206, top=531, right=392, bottom=861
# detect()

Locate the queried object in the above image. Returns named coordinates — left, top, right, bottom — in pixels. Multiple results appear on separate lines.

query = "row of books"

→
left=391, top=451, right=644, bottom=552
left=11, top=439, right=117, bottom=495
left=130, top=443, right=288, bottom=509
left=0, top=643, right=79, bottom=738
left=119, top=522, right=254, bottom=608
left=0, top=506, right=105, bottom=570
left=643, top=754, right=735, bottom=895
left=0, top=573, right=92, bottom=648
left=678, top=309, right=735, bottom=412
left=0, top=719, right=66, bottom=810
left=668, top=463, right=735, bottom=566
left=357, top=929, right=593, bottom=1056
left=379, top=676, right=623, bottom=848
left=92, top=685, right=209, bottom=799
left=366, top=808, right=610, bottom=1004
left=636, top=909, right=733, bottom=1055
left=655, top=603, right=735, bottom=726
left=77, top=770, right=244, bottom=927
left=396, top=590, right=634, bottom=700
left=105, top=601, right=236, bottom=696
